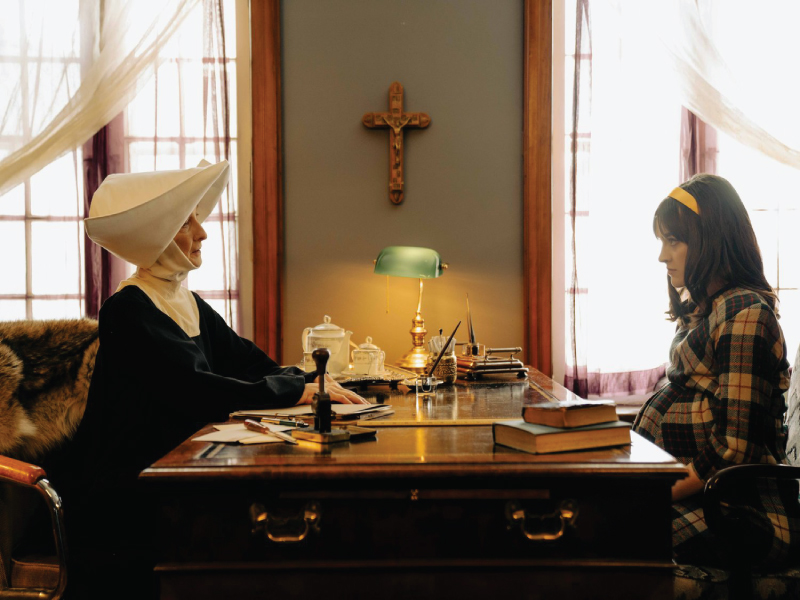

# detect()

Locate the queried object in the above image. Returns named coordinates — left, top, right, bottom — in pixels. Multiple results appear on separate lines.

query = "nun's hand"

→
left=296, top=381, right=369, bottom=405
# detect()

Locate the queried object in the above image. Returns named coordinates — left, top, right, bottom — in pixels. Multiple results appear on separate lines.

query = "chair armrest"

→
left=0, top=456, right=46, bottom=488
left=703, top=464, right=800, bottom=534
left=0, top=456, right=67, bottom=599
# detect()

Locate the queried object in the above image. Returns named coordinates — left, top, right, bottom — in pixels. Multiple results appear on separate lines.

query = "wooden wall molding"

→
left=251, top=0, right=283, bottom=359
left=250, top=0, right=552, bottom=371
left=523, top=0, right=553, bottom=375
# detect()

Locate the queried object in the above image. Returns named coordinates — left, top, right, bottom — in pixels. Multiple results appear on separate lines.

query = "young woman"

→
left=62, top=161, right=366, bottom=598
left=633, top=173, right=800, bottom=568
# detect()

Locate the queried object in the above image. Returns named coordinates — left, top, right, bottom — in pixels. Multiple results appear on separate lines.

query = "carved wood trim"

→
left=523, top=0, right=553, bottom=376
left=251, top=0, right=283, bottom=359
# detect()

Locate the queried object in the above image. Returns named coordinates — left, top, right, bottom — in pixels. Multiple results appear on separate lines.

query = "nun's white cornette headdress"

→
left=84, top=160, right=230, bottom=269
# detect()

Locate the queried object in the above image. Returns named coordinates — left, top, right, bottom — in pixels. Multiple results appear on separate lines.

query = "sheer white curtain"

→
left=564, top=0, right=681, bottom=397
left=628, top=0, right=800, bottom=356
left=0, top=1, right=84, bottom=319
left=0, top=0, right=201, bottom=198
left=0, top=0, right=241, bottom=327
left=629, top=1, right=800, bottom=172
left=695, top=0, right=800, bottom=357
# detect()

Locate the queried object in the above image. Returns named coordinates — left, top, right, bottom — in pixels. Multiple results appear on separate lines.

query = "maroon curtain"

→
left=680, top=107, right=717, bottom=180
left=82, top=113, right=127, bottom=319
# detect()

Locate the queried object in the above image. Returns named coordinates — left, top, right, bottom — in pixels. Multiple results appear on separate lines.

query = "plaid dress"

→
left=633, top=286, right=800, bottom=566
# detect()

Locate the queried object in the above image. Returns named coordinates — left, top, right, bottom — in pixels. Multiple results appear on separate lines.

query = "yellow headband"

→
left=669, top=187, right=699, bottom=215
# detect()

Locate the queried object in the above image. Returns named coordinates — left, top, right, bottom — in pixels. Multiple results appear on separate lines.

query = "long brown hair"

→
left=653, top=173, right=777, bottom=326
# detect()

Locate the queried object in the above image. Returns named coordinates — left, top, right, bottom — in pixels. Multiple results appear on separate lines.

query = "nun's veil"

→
left=85, top=160, right=230, bottom=276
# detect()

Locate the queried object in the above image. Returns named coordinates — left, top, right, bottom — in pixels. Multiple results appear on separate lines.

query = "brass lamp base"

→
left=396, top=300, right=430, bottom=374
left=396, top=346, right=431, bottom=374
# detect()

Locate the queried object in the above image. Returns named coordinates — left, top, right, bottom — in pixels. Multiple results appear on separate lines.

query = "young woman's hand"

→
left=296, top=377, right=369, bottom=405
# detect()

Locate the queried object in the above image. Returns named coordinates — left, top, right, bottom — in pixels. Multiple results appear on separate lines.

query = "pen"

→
left=259, top=417, right=309, bottom=428
left=427, top=320, right=461, bottom=377
left=244, top=419, right=299, bottom=444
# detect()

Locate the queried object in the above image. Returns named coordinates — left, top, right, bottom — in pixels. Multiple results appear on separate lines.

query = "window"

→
left=560, top=0, right=800, bottom=392
left=562, top=0, right=681, bottom=396
left=124, top=0, right=239, bottom=327
left=705, top=0, right=800, bottom=358
left=0, top=0, right=85, bottom=320
left=0, top=0, right=241, bottom=328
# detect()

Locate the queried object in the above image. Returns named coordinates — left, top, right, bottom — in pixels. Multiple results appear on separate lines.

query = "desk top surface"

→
left=142, top=369, right=686, bottom=483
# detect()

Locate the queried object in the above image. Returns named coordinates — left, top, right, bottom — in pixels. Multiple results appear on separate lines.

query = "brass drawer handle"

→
left=250, top=501, right=321, bottom=543
left=505, top=499, right=578, bottom=541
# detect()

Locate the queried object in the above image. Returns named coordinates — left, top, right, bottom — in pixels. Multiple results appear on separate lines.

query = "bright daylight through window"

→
left=0, top=0, right=240, bottom=328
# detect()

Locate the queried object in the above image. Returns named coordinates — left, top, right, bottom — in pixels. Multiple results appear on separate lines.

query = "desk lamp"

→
left=373, top=245, right=447, bottom=373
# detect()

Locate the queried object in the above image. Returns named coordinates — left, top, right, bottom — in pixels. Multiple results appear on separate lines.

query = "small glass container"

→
left=401, top=376, right=440, bottom=398
left=427, top=352, right=457, bottom=384
left=414, top=375, right=439, bottom=400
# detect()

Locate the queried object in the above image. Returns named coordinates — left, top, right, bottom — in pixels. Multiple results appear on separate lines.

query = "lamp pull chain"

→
left=386, top=275, right=390, bottom=314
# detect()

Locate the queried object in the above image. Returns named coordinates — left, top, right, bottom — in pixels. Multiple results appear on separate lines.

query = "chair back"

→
left=787, top=344, right=800, bottom=467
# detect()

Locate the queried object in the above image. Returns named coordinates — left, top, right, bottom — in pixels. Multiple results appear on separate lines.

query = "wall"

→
left=281, top=0, right=524, bottom=366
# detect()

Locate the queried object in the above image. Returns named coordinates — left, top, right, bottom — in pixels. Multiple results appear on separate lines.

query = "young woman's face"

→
left=174, top=211, right=207, bottom=268
left=656, top=223, right=688, bottom=289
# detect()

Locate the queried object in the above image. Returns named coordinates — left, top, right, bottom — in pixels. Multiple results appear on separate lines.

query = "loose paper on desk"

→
left=192, top=422, right=292, bottom=444
left=231, top=404, right=391, bottom=418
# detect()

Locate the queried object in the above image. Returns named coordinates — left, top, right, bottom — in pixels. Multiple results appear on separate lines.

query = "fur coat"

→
left=0, top=319, right=99, bottom=463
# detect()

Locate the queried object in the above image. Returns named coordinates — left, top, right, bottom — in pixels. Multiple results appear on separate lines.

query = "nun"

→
left=60, top=160, right=365, bottom=598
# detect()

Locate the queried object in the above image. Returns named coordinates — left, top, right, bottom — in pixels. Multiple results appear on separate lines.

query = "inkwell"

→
left=293, top=348, right=351, bottom=444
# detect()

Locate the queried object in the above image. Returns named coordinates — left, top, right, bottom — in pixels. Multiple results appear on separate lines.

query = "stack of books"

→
left=493, top=398, right=631, bottom=454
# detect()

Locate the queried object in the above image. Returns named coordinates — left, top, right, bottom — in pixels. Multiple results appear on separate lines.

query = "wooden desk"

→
left=141, top=370, right=686, bottom=600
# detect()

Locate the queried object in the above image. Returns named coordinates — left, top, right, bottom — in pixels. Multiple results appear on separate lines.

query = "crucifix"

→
left=362, top=82, right=431, bottom=205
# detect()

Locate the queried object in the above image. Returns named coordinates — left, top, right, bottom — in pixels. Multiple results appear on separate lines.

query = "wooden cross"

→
left=362, top=82, right=431, bottom=205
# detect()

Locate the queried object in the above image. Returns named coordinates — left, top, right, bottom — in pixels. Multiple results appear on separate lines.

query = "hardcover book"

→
left=522, top=398, right=617, bottom=428
left=493, top=419, right=632, bottom=454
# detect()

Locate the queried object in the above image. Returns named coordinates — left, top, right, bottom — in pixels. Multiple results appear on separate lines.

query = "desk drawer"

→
left=155, top=478, right=673, bottom=564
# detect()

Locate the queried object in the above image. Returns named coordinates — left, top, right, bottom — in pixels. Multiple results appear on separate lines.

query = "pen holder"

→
left=426, top=352, right=457, bottom=384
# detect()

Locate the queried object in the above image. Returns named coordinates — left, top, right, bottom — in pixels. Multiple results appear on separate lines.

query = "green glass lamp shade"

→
left=373, top=246, right=444, bottom=279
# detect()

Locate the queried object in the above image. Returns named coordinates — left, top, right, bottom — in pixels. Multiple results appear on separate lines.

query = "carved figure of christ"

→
left=362, top=82, right=431, bottom=204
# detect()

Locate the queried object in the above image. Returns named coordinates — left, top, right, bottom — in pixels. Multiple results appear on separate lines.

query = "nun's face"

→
left=174, top=212, right=207, bottom=267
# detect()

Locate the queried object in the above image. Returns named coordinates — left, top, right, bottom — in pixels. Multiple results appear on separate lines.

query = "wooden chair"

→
left=673, top=464, right=800, bottom=600
left=0, top=319, right=99, bottom=599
